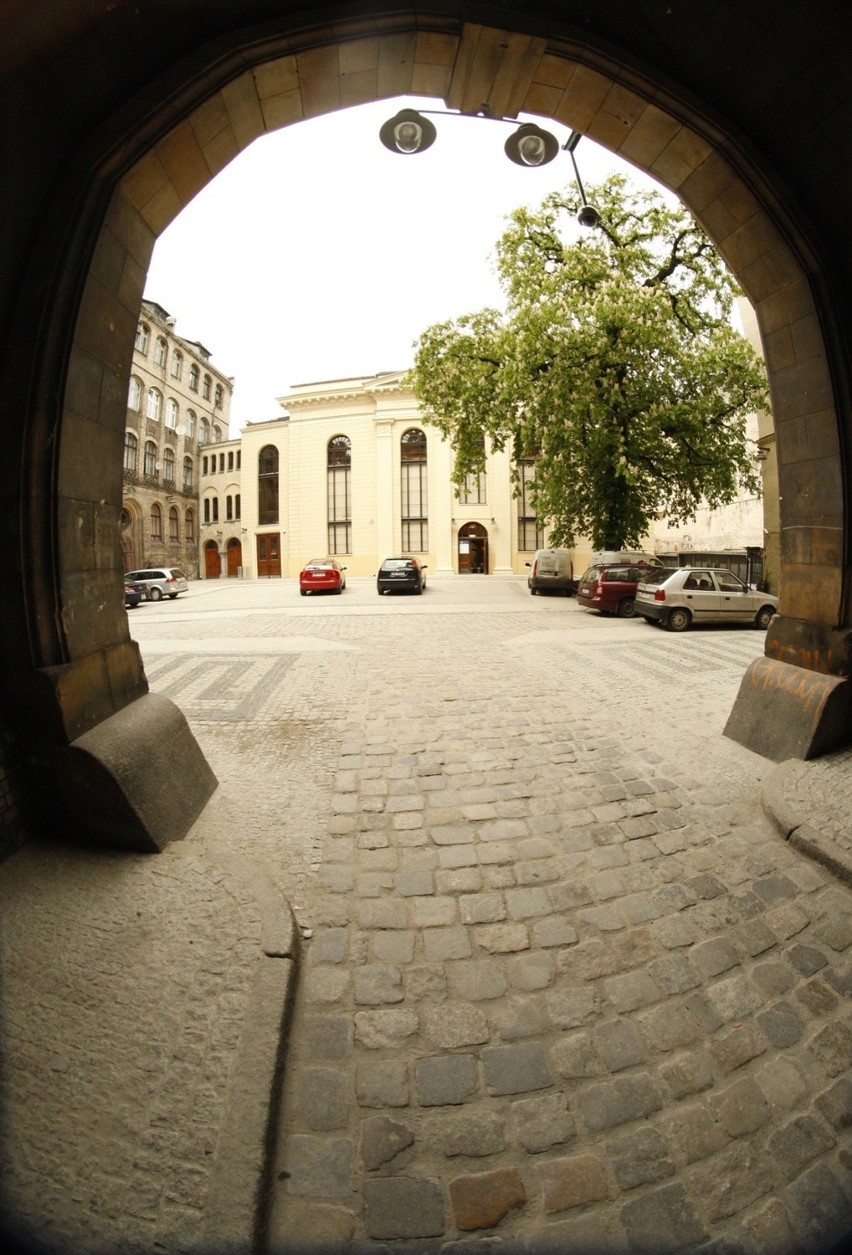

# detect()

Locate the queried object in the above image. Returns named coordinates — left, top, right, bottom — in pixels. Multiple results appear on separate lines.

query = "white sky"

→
left=143, top=97, right=663, bottom=434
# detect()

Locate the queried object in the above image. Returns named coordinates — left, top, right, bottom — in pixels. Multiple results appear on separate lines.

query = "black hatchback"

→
left=377, top=557, right=428, bottom=595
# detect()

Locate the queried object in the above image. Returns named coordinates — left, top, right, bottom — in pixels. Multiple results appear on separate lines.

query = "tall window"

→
left=203, top=497, right=210, bottom=524
left=146, top=388, right=162, bottom=421
left=165, top=397, right=178, bottom=429
left=226, top=495, right=233, bottom=520
left=135, top=322, right=149, bottom=353
left=518, top=459, right=544, bottom=552
left=459, top=437, right=486, bottom=503
left=150, top=503, right=163, bottom=539
left=124, top=431, right=138, bottom=472
left=162, top=447, right=175, bottom=486
left=202, top=374, right=212, bottom=400
left=235, top=493, right=241, bottom=519
left=169, top=506, right=179, bottom=542
left=327, top=435, right=351, bottom=555
left=189, top=364, right=199, bottom=392
left=214, top=384, right=223, bottom=408
left=199, top=418, right=210, bottom=445
left=128, top=376, right=142, bottom=411
left=258, top=445, right=279, bottom=525
left=170, top=350, right=183, bottom=379
left=213, top=426, right=222, bottom=443
left=185, top=410, right=196, bottom=439
left=144, top=440, right=157, bottom=477
left=185, top=509, right=195, bottom=541
left=154, top=337, right=167, bottom=367
left=212, top=497, right=219, bottom=523
left=401, top=428, right=428, bottom=552
left=183, top=456, right=193, bottom=492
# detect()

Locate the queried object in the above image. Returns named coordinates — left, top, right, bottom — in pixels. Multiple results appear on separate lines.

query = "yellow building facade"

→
left=200, top=372, right=567, bottom=581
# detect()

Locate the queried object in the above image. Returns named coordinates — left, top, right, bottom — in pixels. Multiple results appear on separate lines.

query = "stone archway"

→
left=2, top=3, right=851, bottom=851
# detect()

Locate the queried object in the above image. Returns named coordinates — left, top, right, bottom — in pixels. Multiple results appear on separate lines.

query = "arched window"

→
left=327, top=435, right=351, bottom=555
left=162, top=447, right=175, bottom=486
left=202, top=373, right=212, bottom=400
left=212, top=497, right=219, bottom=523
left=123, top=431, right=138, bottom=472
left=168, top=506, right=179, bottom=541
left=144, top=441, right=157, bottom=477
left=226, top=495, right=233, bottom=520
left=154, top=337, right=167, bottom=367
left=185, top=410, right=196, bottom=439
left=135, top=323, right=149, bottom=353
left=199, top=418, right=210, bottom=445
left=214, top=384, right=223, bottom=408
left=213, top=425, right=222, bottom=442
left=518, top=458, right=543, bottom=552
left=128, top=376, right=142, bottom=410
left=235, top=493, right=241, bottom=519
left=219, top=452, right=225, bottom=473
left=401, top=428, right=428, bottom=553
left=185, top=509, right=195, bottom=541
left=228, top=451, right=234, bottom=471
left=146, top=388, right=162, bottom=421
left=203, top=497, right=210, bottom=524
left=165, top=397, right=178, bottom=428
left=150, top=503, right=163, bottom=539
left=258, top=445, right=279, bottom=525
left=189, top=364, right=199, bottom=392
left=183, top=456, right=193, bottom=492
left=170, top=349, right=183, bottom=380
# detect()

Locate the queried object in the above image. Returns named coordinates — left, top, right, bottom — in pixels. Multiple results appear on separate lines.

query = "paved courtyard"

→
left=2, top=575, right=850, bottom=1253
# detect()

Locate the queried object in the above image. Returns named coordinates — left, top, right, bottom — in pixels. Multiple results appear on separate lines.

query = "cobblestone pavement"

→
left=2, top=576, right=850, bottom=1254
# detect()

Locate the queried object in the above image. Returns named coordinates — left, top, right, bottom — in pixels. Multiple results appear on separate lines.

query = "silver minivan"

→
left=124, top=566, right=188, bottom=601
left=525, top=548, right=575, bottom=595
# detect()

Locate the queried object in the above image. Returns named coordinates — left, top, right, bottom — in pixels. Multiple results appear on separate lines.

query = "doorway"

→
left=204, top=541, right=221, bottom=579
left=227, top=538, right=242, bottom=577
left=458, top=522, right=489, bottom=574
left=256, top=533, right=281, bottom=578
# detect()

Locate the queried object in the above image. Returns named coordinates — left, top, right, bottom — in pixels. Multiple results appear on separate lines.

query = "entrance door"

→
left=458, top=523, right=489, bottom=574
left=204, top=541, right=221, bottom=578
left=226, top=538, right=242, bottom=577
left=257, top=532, right=281, bottom=578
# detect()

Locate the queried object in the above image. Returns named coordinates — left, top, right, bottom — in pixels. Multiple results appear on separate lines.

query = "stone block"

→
left=449, top=1167, right=527, bottom=1231
left=512, top=1092, right=575, bottom=1153
left=425, top=1109, right=506, bottom=1158
left=607, top=1126, right=676, bottom=1191
left=363, top=1177, right=445, bottom=1240
left=422, top=1003, right=489, bottom=1049
left=360, top=1115, right=414, bottom=1169
left=725, top=655, right=852, bottom=761
left=355, top=1059, right=410, bottom=1108
left=538, top=1153, right=609, bottom=1213
left=768, top=1114, right=835, bottom=1179
left=482, top=1041, right=553, bottom=1095
left=415, top=1054, right=478, bottom=1106
left=620, top=1182, right=707, bottom=1248
left=576, top=1072, right=662, bottom=1132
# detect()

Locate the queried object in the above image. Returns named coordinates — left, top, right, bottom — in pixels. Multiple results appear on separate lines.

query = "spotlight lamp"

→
left=563, top=131, right=601, bottom=229
left=504, top=123, right=560, bottom=168
left=379, top=109, right=437, bottom=155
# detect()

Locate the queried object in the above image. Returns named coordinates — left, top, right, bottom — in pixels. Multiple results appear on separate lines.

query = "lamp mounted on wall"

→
left=563, top=131, right=601, bottom=229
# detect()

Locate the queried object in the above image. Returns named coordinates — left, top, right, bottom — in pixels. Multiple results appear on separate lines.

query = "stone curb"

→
left=761, top=760, right=852, bottom=888
left=170, top=852, right=301, bottom=1251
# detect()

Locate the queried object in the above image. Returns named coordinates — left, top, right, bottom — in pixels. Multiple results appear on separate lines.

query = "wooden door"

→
left=204, top=541, right=221, bottom=578
left=257, top=532, right=281, bottom=578
left=227, top=539, right=242, bottom=577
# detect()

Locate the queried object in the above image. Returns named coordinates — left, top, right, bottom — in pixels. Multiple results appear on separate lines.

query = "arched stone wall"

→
left=2, top=3, right=851, bottom=849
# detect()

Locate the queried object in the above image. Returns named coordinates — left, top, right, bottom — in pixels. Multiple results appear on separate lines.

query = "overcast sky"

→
left=143, top=97, right=662, bottom=433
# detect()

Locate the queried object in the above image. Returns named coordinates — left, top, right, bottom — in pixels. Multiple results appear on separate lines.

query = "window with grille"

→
left=144, top=441, right=157, bottom=477
left=401, top=428, right=428, bottom=552
left=163, top=447, right=175, bottom=486
left=518, top=459, right=544, bottom=551
left=258, top=445, right=279, bottom=525
left=327, top=435, right=351, bottom=554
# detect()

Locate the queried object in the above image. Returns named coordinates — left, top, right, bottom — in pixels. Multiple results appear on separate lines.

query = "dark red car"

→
left=299, top=558, right=347, bottom=595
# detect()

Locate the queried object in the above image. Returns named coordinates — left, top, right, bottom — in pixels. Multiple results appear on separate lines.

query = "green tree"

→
left=407, top=174, right=769, bottom=551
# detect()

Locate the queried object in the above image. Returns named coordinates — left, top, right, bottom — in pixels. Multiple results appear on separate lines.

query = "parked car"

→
left=124, top=582, right=142, bottom=608
left=525, top=548, right=575, bottom=595
left=299, top=558, right=346, bottom=595
left=635, top=566, right=778, bottom=631
left=377, top=557, right=427, bottom=594
left=123, top=566, right=188, bottom=601
left=577, top=559, right=662, bottom=618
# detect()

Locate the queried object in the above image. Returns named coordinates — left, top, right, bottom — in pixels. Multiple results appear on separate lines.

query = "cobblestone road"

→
left=3, top=576, right=849, bottom=1254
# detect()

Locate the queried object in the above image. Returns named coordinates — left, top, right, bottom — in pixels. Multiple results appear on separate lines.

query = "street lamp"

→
left=379, top=108, right=560, bottom=169
left=563, top=130, right=601, bottom=229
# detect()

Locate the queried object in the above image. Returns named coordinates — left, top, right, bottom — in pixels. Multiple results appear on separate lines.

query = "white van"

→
left=525, top=548, right=575, bottom=595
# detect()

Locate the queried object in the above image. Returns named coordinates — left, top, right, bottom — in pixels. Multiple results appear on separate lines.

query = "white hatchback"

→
left=124, top=566, right=188, bottom=601
left=635, top=567, right=778, bottom=632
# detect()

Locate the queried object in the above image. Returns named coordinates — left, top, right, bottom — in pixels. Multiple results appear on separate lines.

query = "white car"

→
left=124, top=567, right=188, bottom=601
left=635, top=567, right=778, bottom=632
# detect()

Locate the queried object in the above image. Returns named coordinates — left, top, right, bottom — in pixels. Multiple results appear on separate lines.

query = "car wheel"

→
left=666, top=607, right=691, bottom=632
left=335, top=586, right=343, bottom=595
left=149, top=587, right=162, bottom=602
left=530, top=587, right=537, bottom=595
left=617, top=597, right=635, bottom=618
left=754, top=605, right=775, bottom=629
left=641, top=616, right=655, bottom=624
left=300, top=589, right=307, bottom=596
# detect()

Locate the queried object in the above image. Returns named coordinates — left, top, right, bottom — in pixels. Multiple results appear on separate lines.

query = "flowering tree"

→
left=408, top=174, right=769, bottom=551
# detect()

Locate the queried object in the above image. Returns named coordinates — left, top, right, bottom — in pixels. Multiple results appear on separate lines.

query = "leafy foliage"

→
left=407, top=174, right=769, bottom=551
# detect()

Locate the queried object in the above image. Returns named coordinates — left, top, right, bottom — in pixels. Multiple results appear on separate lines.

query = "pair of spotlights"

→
left=378, top=109, right=601, bottom=227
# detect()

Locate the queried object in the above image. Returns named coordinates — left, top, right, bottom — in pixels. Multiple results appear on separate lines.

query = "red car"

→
left=299, top=558, right=347, bottom=595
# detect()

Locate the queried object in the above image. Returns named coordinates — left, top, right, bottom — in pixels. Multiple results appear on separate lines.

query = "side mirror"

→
left=524, top=562, right=531, bottom=568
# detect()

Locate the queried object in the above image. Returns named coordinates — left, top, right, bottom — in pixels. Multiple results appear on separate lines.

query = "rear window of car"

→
left=169, top=569, right=186, bottom=579
left=383, top=559, right=415, bottom=570
left=579, top=567, right=602, bottom=584
left=638, top=567, right=672, bottom=586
